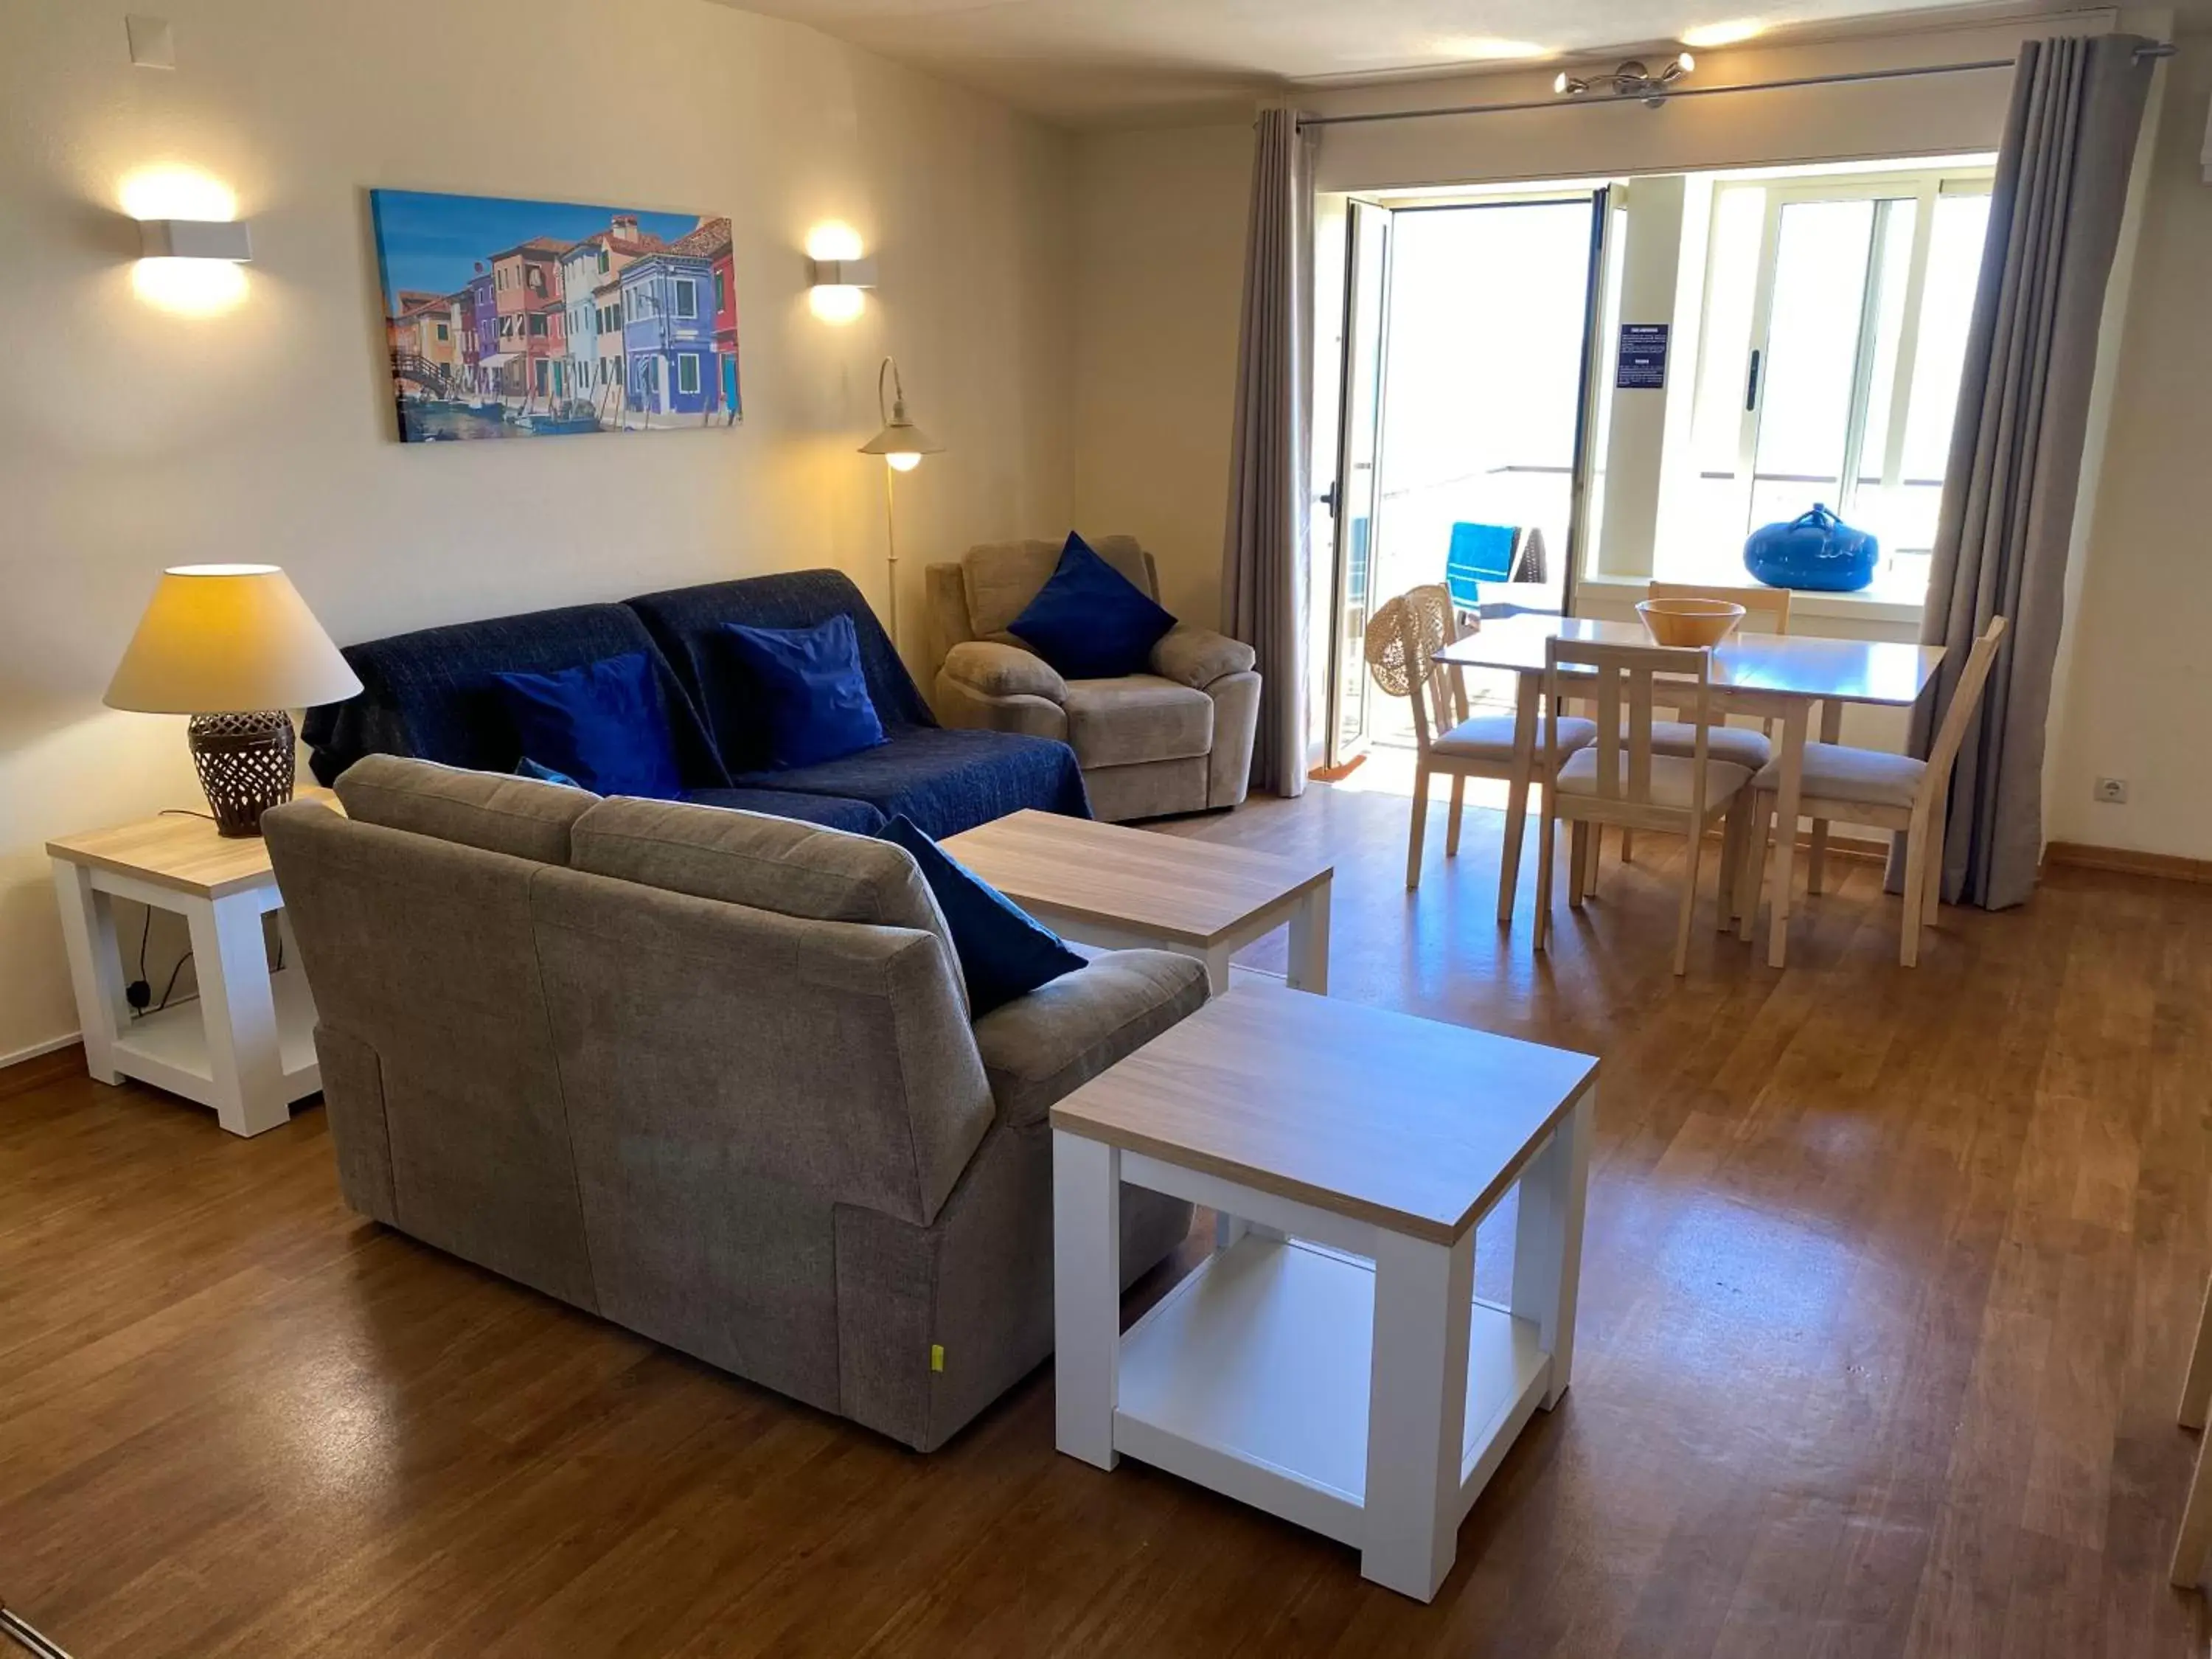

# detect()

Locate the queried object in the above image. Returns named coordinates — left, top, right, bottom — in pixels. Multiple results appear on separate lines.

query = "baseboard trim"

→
left=2044, top=841, right=2212, bottom=886
left=0, top=1032, right=81, bottom=1075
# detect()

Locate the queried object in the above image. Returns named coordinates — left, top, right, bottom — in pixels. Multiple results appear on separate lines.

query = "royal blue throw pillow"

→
left=720, top=614, right=887, bottom=770
left=1007, top=532, right=1178, bottom=680
left=490, top=651, right=684, bottom=799
left=514, top=757, right=581, bottom=788
left=878, top=815, right=1085, bottom=1016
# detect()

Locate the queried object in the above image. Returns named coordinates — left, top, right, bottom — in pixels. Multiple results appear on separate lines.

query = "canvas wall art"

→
left=369, top=189, right=740, bottom=442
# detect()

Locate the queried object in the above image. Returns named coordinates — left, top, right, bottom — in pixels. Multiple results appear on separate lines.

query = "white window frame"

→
left=677, top=352, right=700, bottom=395
left=1694, top=162, right=1993, bottom=543
left=674, top=276, right=697, bottom=320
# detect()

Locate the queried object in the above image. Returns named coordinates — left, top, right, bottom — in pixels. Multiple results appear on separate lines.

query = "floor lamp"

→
left=858, top=355, right=944, bottom=651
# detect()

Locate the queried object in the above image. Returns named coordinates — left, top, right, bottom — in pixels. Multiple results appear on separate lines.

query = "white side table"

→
left=1050, top=982, right=1598, bottom=1602
left=47, top=799, right=328, bottom=1137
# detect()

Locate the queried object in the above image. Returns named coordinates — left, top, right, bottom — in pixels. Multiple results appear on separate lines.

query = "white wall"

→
left=2045, top=28, right=2212, bottom=858
left=1068, top=121, right=1254, bottom=627
left=0, top=0, right=1076, bottom=1062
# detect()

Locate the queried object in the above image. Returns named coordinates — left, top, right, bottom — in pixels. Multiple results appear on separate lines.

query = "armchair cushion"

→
left=1150, top=624, right=1256, bottom=689
left=1062, top=676, right=1214, bottom=770
left=970, top=948, right=1208, bottom=1125
left=1008, top=534, right=1178, bottom=680
left=880, top=815, right=1085, bottom=1017
left=941, top=640, right=1068, bottom=704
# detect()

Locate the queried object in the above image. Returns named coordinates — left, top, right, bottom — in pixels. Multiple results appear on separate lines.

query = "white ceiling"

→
left=715, top=0, right=2022, bottom=123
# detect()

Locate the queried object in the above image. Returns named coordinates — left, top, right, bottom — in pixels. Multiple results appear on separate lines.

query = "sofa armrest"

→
left=970, top=949, right=1208, bottom=1126
left=942, top=640, right=1068, bottom=704
left=1150, top=624, right=1257, bottom=689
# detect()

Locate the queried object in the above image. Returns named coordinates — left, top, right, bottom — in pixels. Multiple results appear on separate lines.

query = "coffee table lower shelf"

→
left=1113, top=1234, right=1550, bottom=1549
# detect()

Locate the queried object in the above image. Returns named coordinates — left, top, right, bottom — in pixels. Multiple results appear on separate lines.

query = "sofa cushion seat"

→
left=728, top=726, right=1090, bottom=840
left=1062, top=675, right=1214, bottom=770
left=681, top=787, right=885, bottom=834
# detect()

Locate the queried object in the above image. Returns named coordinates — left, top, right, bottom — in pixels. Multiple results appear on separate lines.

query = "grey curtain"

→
left=1907, top=34, right=2154, bottom=908
left=1222, top=106, right=1317, bottom=797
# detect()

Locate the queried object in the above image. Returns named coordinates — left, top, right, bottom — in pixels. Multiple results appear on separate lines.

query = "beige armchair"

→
left=925, top=535, right=1260, bottom=821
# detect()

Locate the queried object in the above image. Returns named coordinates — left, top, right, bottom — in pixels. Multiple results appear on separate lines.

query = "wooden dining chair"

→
left=1733, top=616, right=2007, bottom=967
left=1535, top=638, right=1756, bottom=975
left=1615, top=582, right=1792, bottom=869
left=1369, top=585, right=1596, bottom=892
left=2172, top=1271, right=2212, bottom=1587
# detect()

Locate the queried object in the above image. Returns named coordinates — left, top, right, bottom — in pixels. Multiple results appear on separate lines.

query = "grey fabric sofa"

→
left=262, top=756, right=1203, bottom=1452
left=925, top=536, right=1260, bottom=821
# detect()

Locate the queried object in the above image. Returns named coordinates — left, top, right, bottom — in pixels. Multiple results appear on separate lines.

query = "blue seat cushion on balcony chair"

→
left=727, top=726, right=1090, bottom=841
left=680, top=787, right=886, bottom=835
left=625, top=569, right=932, bottom=773
left=302, top=602, right=729, bottom=791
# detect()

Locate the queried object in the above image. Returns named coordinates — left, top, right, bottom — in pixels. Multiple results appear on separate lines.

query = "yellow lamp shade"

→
left=105, top=564, right=362, bottom=714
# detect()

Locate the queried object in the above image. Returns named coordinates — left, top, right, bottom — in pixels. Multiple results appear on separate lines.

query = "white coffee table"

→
left=941, top=810, right=1333, bottom=994
left=1049, top=982, right=1598, bottom=1601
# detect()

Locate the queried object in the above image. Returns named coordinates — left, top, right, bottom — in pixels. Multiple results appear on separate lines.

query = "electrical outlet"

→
left=2093, top=776, right=2129, bottom=805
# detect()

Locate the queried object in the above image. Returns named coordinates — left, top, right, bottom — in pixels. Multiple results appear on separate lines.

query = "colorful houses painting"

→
left=369, top=190, right=740, bottom=442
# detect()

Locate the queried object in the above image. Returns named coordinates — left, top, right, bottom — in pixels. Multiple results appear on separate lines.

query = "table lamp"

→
left=104, top=563, right=363, bottom=837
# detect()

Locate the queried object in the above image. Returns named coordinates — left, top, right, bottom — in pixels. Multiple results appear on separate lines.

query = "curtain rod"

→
left=1298, top=41, right=2174, bottom=130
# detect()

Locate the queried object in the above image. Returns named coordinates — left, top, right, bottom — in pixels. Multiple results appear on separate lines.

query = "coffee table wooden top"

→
left=940, top=810, right=1332, bottom=949
left=47, top=788, right=340, bottom=899
left=1051, top=982, right=1598, bottom=1245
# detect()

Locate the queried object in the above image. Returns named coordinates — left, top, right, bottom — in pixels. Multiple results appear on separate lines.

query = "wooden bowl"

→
left=1638, top=597, right=1745, bottom=648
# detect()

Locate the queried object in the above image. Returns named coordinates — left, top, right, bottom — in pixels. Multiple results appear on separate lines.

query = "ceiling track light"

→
left=1552, top=52, right=1695, bottom=105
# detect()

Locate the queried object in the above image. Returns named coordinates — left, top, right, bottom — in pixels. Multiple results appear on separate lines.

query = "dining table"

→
left=1435, top=613, right=1947, bottom=969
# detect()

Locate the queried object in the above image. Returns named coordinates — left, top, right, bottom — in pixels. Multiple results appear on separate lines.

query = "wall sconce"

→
left=806, top=221, right=874, bottom=323
left=122, top=165, right=251, bottom=315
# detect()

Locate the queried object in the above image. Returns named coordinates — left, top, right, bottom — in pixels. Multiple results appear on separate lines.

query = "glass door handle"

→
left=1744, top=348, right=1763, bottom=411
left=1319, top=481, right=1340, bottom=518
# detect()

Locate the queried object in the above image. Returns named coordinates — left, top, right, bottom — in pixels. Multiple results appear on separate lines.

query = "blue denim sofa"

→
left=302, top=571, right=1091, bottom=838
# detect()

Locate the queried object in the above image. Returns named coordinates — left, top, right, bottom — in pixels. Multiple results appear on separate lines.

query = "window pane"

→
left=1691, top=185, right=1764, bottom=476
left=1750, top=198, right=1874, bottom=517
left=1840, top=198, right=1921, bottom=571
left=1854, top=197, right=1918, bottom=486
left=1901, top=192, right=1991, bottom=487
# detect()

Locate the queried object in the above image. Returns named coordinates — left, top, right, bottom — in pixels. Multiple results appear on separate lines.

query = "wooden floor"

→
left=4, top=783, right=2211, bottom=1657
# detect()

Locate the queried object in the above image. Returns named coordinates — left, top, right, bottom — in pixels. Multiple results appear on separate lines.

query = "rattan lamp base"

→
left=188, top=709, right=296, bottom=838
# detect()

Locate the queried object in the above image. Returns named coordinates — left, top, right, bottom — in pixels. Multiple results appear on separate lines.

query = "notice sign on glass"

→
left=1615, top=324, right=1669, bottom=390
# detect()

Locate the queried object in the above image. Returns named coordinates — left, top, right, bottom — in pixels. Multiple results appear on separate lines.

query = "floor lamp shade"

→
left=105, top=564, right=362, bottom=836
